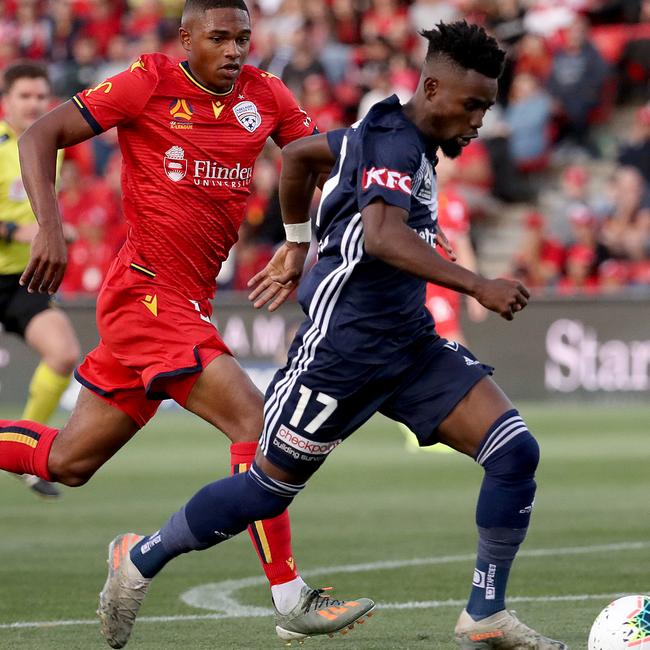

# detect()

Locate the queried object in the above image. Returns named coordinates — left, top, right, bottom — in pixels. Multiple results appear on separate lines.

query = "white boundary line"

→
left=1, top=541, right=647, bottom=631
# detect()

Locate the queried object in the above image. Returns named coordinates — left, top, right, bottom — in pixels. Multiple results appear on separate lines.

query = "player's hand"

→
left=20, top=225, right=67, bottom=295
left=436, top=227, right=457, bottom=261
left=474, top=277, right=530, bottom=321
left=247, top=241, right=309, bottom=312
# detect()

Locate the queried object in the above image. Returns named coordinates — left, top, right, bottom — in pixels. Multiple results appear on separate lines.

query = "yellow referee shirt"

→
left=0, top=120, right=63, bottom=275
left=0, top=120, right=33, bottom=275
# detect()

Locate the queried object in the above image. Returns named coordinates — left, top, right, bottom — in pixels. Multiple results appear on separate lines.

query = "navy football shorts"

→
left=260, top=320, right=493, bottom=476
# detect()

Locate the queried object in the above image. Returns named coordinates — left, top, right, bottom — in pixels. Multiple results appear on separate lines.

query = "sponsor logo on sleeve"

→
left=86, top=80, right=112, bottom=96
left=362, top=167, right=412, bottom=195
left=233, top=100, right=262, bottom=132
left=130, top=58, right=146, bottom=73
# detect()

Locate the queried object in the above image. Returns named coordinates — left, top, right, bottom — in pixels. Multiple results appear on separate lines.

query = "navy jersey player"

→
left=102, top=22, right=568, bottom=649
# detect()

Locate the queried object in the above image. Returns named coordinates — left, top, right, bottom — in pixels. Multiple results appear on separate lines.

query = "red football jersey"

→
left=73, top=53, right=315, bottom=298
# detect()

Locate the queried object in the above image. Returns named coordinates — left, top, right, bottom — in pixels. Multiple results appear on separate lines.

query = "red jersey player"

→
left=0, top=0, right=370, bottom=646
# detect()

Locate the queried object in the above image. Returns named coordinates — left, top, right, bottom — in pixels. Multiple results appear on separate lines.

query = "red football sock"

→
left=0, top=419, right=58, bottom=480
left=230, top=441, right=299, bottom=586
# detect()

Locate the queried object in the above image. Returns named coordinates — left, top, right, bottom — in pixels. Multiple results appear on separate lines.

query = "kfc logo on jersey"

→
left=233, top=100, right=262, bottom=132
left=163, top=146, right=187, bottom=182
left=362, top=167, right=412, bottom=195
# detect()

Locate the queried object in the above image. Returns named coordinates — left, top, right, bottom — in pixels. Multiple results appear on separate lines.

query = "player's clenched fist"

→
left=474, top=277, right=530, bottom=321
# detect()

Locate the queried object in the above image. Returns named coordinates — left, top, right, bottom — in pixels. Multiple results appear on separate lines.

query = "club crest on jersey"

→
left=362, top=167, right=412, bottom=195
left=233, top=100, right=262, bottom=132
left=163, top=146, right=187, bottom=182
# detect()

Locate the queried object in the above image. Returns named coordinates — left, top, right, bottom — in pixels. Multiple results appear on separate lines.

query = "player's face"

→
left=180, top=8, right=251, bottom=93
left=2, top=77, right=50, bottom=134
left=422, top=67, right=497, bottom=158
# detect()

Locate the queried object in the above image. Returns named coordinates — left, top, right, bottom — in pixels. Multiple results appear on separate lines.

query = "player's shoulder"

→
left=363, top=96, right=420, bottom=141
left=127, top=52, right=179, bottom=80
left=240, top=65, right=281, bottom=84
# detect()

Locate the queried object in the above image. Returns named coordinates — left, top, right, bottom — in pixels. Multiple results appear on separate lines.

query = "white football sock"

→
left=271, top=576, right=308, bottom=614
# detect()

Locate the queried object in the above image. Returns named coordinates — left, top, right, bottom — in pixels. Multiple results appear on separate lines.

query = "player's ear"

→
left=423, top=77, right=439, bottom=100
left=179, top=26, right=192, bottom=53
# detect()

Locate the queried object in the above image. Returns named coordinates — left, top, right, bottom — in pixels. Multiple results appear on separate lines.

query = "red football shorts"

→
left=425, top=283, right=462, bottom=340
left=75, top=259, right=230, bottom=427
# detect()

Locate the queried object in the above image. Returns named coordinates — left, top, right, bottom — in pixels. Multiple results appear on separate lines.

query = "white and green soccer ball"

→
left=589, top=595, right=650, bottom=650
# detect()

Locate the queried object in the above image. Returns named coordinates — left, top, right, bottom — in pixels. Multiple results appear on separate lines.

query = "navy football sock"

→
left=466, top=410, right=539, bottom=621
left=131, top=463, right=304, bottom=579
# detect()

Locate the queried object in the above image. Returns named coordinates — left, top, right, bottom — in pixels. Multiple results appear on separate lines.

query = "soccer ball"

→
left=589, top=595, right=650, bottom=650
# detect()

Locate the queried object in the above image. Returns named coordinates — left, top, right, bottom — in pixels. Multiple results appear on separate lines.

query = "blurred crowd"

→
left=0, top=0, right=649, bottom=296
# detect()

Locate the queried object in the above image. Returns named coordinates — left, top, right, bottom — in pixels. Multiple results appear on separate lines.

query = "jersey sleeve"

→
left=72, top=55, right=159, bottom=134
left=357, top=128, right=421, bottom=213
left=326, top=128, right=347, bottom=157
left=267, top=75, right=317, bottom=148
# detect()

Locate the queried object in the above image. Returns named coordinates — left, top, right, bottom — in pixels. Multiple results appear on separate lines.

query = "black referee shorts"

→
left=0, top=274, right=52, bottom=338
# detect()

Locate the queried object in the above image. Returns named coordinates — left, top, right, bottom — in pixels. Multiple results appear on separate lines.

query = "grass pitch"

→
left=0, top=404, right=647, bottom=649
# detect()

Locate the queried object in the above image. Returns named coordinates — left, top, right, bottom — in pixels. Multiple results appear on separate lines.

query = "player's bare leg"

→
left=437, top=377, right=568, bottom=649
left=47, top=388, right=140, bottom=486
left=15, top=308, right=80, bottom=497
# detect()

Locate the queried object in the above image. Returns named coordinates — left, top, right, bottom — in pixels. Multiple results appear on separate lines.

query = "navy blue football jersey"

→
left=297, top=95, right=440, bottom=363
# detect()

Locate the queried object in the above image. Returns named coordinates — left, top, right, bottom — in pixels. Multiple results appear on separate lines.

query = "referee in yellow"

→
left=0, top=62, right=79, bottom=498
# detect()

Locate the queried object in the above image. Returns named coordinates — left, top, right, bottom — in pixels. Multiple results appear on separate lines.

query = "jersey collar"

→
left=179, top=61, right=236, bottom=97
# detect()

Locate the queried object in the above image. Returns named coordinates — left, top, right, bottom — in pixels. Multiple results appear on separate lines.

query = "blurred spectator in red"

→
left=512, top=211, right=565, bottom=288
left=58, top=158, right=124, bottom=296
left=331, top=0, right=362, bottom=46
left=557, top=244, right=600, bottom=294
left=12, top=0, right=50, bottom=60
left=504, top=72, right=552, bottom=171
left=83, top=0, right=122, bottom=58
left=301, top=74, right=345, bottom=132
left=513, top=33, right=552, bottom=81
left=618, top=103, right=650, bottom=185
left=361, top=0, right=413, bottom=53
left=598, top=259, right=630, bottom=293
left=600, top=166, right=650, bottom=260
left=547, top=15, right=609, bottom=157
left=566, top=204, right=610, bottom=266
left=124, top=0, right=165, bottom=40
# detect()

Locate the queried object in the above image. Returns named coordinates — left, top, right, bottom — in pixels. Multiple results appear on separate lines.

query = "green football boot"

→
left=275, top=586, right=375, bottom=644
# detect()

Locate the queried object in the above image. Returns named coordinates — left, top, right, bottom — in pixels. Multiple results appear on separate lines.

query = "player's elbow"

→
left=363, top=227, right=391, bottom=259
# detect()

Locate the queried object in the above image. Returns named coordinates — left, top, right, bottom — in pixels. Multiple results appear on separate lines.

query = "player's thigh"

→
left=258, top=353, right=383, bottom=483
left=24, top=307, right=80, bottom=374
left=436, top=376, right=514, bottom=457
left=184, top=353, right=264, bottom=443
left=48, top=386, right=140, bottom=485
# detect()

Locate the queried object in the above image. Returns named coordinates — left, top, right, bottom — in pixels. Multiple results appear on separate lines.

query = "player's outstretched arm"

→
left=362, top=200, right=530, bottom=321
left=18, top=101, right=96, bottom=294
left=248, top=132, right=341, bottom=311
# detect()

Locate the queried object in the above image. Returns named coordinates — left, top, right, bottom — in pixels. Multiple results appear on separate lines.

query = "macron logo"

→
left=362, top=167, right=412, bottom=195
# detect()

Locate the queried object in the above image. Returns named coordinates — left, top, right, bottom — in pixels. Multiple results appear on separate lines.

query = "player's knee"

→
left=478, top=420, right=539, bottom=482
left=47, top=443, right=97, bottom=487
left=242, top=462, right=305, bottom=520
left=45, top=346, right=80, bottom=376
